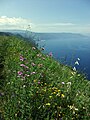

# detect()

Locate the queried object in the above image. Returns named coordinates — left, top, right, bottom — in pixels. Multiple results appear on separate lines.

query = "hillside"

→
left=0, top=35, right=90, bottom=120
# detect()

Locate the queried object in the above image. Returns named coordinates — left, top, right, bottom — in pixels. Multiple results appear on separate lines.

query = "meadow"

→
left=0, top=35, right=90, bottom=120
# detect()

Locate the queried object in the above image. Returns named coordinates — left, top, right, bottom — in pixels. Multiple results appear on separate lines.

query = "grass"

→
left=0, top=35, right=90, bottom=120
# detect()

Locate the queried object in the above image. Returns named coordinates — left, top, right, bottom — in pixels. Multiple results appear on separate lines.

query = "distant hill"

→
left=36, top=33, right=90, bottom=41
left=0, top=30, right=90, bottom=41
left=0, top=32, right=13, bottom=36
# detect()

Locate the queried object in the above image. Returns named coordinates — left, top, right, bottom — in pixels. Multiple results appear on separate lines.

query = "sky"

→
left=0, top=0, right=90, bottom=33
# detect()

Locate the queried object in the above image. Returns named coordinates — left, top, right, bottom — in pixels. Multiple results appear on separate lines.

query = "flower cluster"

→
left=73, top=58, right=80, bottom=71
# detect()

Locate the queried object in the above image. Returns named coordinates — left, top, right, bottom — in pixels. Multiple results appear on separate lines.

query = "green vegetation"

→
left=0, top=35, right=90, bottom=120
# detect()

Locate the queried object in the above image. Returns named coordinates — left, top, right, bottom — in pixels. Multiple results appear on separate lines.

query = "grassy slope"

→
left=0, top=35, right=90, bottom=120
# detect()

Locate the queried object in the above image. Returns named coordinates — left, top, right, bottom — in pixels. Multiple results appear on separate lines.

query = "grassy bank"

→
left=0, top=35, right=90, bottom=120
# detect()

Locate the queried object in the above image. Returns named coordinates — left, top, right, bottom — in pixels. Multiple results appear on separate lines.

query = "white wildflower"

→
left=75, top=61, right=79, bottom=65
left=73, top=67, right=76, bottom=71
left=62, top=82, right=65, bottom=85
left=23, top=85, right=26, bottom=88
left=77, top=58, right=80, bottom=61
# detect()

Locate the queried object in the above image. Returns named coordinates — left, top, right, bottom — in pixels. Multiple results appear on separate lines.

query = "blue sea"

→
left=37, top=33, right=90, bottom=80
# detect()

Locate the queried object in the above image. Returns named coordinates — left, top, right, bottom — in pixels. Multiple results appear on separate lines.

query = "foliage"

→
left=0, top=35, right=90, bottom=120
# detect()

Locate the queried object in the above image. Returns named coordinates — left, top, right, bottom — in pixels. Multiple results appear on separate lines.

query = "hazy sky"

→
left=0, top=0, right=90, bottom=33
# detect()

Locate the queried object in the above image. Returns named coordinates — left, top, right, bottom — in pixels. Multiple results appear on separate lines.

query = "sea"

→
left=36, top=33, right=90, bottom=80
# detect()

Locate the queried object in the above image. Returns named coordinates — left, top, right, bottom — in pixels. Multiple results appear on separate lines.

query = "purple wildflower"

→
left=20, top=55, right=24, bottom=61
left=20, top=64, right=29, bottom=69
left=38, top=81, right=41, bottom=84
left=20, top=64, right=25, bottom=67
left=49, top=52, right=53, bottom=57
left=31, top=62, right=36, bottom=66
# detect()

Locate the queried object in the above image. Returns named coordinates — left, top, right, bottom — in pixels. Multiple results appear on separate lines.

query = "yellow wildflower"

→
left=34, top=80, right=37, bottom=83
left=49, top=96, right=52, bottom=98
left=46, top=103, right=51, bottom=106
left=61, top=94, right=65, bottom=98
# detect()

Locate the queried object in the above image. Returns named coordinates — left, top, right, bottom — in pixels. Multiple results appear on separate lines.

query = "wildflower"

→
left=31, top=72, right=36, bottom=75
left=44, top=83, right=47, bottom=85
left=31, top=62, right=36, bottom=66
left=68, top=105, right=78, bottom=111
left=25, top=74, right=30, bottom=77
left=38, top=64, right=43, bottom=67
left=75, top=61, right=79, bottom=65
left=18, top=71, right=23, bottom=76
left=61, top=82, right=65, bottom=85
left=49, top=52, right=53, bottom=57
left=53, top=92, right=56, bottom=94
left=42, top=57, right=45, bottom=60
left=74, top=108, right=78, bottom=111
left=23, top=85, right=26, bottom=88
left=49, top=96, right=52, bottom=98
left=77, top=58, right=80, bottom=61
left=37, top=54, right=42, bottom=57
left=20, top=64, right=25, bottom=67
left=20, top=55, right=24, bottom=61
left=41, top=47, right=45, bottom=50
left=7, top=82, right=10, bottom=84
left=58, top=90, right=60, bottom=92
left=56, top=93, right=60, bottom=96
left=71, top=72, right=76, bottom=75
left=46, top=103, right=51, bottom=106
left=32, top=47, right=36, bottom=50
left=0, top=92, right=4, bottom=96
left=73, top=67, right=76, bottom=71
left=61, top=94, right=65, bottom=98
left=38, top=81, right=41, bottom=84
left=34, top=80, right=37, bottom=82
left=20, top=64, right=29, bottom=69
